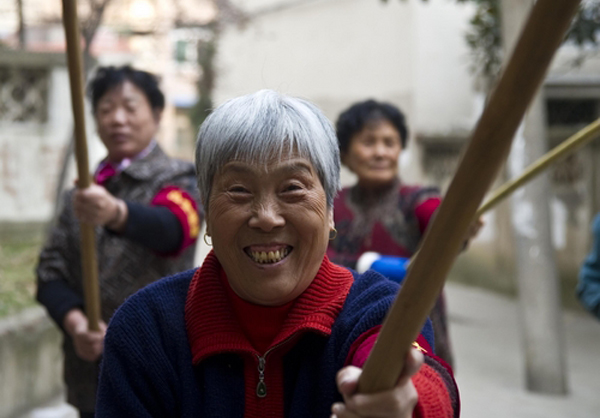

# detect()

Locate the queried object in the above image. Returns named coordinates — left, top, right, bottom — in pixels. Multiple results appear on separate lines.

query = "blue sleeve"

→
left=96, top=273, right=196, bottom=416
left=338, top=270, right=436, bottom=359
left=96, top=296, right=177, bottom=417
left=577, top=214, right=600, bottom=319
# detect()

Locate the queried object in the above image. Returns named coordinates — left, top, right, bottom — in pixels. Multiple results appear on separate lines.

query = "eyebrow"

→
left=98, top=97, right=140, bottom=106
left=221, top=160, right=314, bottom=176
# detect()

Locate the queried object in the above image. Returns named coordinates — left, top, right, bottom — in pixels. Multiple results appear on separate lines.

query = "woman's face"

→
left=94, top=80, right=161, bottom=162
left=207, top=153, right=334, bottom=306
left=343, top=119, right=403, bottom=188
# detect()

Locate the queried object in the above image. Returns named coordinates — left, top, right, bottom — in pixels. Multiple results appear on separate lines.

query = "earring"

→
left=329, top=228, right=337, bottom=241
left=203, top=233, right=212, bottom=246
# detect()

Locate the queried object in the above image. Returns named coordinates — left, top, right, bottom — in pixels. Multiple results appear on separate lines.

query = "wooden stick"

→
left=62, top=0, right=101, bottom=331
left=358, top=0, right=581, bottom=393
left=476, top=118, right=600, bottom=217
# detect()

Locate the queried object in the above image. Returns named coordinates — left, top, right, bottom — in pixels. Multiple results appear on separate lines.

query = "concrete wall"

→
left=212, top=0, right=600, bottom=297
left=215, top=0, right=477, bottom=130
left=0, top=307, right=63, bottom=418
left=0, top=51, right=104, bottom=223
left=215, top=0, right=479, bottom=186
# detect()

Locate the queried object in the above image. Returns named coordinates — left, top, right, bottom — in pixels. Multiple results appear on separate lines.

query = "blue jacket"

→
left=96, top=267, right=437, bottom=417
left=578, top=213, right=600, bottom=319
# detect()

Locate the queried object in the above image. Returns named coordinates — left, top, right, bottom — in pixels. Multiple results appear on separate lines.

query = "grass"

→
left=0, top=232, right=44, bottom=318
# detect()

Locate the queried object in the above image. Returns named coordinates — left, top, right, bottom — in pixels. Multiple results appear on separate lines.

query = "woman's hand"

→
left=331, top=348, right=424, bottom=418
left=462, top=216, right=484, bottom=251
left=63, top=309, right=108, bottom=362
left=73, top=182, right=127, bottom=231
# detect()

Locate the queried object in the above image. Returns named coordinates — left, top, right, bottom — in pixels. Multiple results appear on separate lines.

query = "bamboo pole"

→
left=476, top=118, right=600, bottom=217
left=358, top=0, right=581, bottom=393
left=408, top=119, right=600, bottom=265
left=62, top=0, right=101, bottom=331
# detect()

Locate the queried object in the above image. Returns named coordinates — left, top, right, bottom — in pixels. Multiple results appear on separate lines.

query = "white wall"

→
left=216, top=0, right=417, bottom=115
left=214, top=0, right=479, bottom=185
left=0, top=64, right=103, bottom=222
left=413, top=0, right=478, bottom=134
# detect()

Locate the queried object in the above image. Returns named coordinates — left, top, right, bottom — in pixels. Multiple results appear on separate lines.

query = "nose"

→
left=373, top=141, right=387, bottom=157
left=111, top=107, right=127, bottom=125
left=248, top=199, right=285, bottom=232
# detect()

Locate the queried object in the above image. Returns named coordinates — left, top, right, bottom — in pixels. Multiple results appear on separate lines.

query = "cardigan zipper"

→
left=256, top=356, right=267, bottom=397
left=254, top=336, right=296, bottom=398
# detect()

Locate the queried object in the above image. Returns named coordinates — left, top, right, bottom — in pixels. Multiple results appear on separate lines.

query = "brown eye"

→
left=229, top=186, right=250, bottom=193
left=284, top=184, right=302, bottom=192
left=384, top=139, right=395, bottom=148
left=361, top=137, right=375, bottom=146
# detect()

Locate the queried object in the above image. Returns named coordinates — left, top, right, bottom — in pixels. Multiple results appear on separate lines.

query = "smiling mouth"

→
left=111, top=134, right=129, bottom=142
left=245, top=246, right=292, bottom=264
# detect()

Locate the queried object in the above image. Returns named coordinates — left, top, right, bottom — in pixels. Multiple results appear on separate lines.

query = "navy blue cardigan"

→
left=96, top=267, right=434, bottom=417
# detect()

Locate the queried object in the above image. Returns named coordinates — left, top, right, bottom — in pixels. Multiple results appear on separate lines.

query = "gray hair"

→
left=195, top=89, right=341, bottom=208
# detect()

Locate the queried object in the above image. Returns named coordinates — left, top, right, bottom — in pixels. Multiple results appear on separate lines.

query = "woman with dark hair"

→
left=36, top=65, right=203, bottom=417
left=328, top=99, right=481, bottom=368
left=95, top=90, right=459, bottom=417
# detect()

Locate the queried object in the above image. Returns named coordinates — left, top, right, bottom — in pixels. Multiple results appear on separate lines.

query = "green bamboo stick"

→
left=477, top=118, right=600, bottom=218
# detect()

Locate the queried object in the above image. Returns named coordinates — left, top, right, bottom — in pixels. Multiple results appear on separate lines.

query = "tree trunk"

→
left=500, top=0, right=567, bottom=394
left=17, top=0, right=25, bottom=49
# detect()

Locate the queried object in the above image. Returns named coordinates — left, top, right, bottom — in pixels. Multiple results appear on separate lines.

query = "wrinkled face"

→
left=207, top=154, right=334, bottom=306
left=95, top=80, right=160, bottom=162
left=343, top=119, right=403, bottom=188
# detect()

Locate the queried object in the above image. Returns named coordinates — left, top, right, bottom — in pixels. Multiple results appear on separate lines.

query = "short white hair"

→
left=195, top=89, right=341, bottom=208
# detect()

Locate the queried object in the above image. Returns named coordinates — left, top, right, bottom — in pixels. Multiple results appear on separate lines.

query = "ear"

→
left=328, top=208, right=335, bottom=231
left=204, top=215, right=211, bottom=236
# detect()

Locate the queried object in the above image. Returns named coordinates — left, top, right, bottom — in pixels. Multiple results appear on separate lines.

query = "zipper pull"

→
left=256, top=356, right=267, bottom=398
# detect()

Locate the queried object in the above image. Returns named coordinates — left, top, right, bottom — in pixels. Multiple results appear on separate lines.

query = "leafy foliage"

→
left=567, top=2, right=600, bottom=46
left=457, top=0, right=600, bottom=82
left=457, top=0, right=501, bottom=84
left=0, top=235, right=42, bottom=318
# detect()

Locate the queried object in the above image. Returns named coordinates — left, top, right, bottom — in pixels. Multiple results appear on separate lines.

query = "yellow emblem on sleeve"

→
left=412, top=341, right=427, bottom=353
left=166, top=190, right=200, bottom=238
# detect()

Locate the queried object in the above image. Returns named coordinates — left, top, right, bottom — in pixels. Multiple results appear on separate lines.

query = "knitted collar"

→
left=221, top=269, right=294, bottom=354
left=185, top=251, right=354, bottom=364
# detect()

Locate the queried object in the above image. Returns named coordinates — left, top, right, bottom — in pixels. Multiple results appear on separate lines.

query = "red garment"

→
left=151, top=186, right=200, bottom=252
left=95, top=163, right=117, bottom=185
left=327, top=182, right=441, bottom=266
left=346, top=326, right=455, bottom=418
left=414, top=198, right=441, bottom=234
left=221, top=269, right=294, bottom=354
left=185, top=252, right=354, bottom=418
left=185, top=252, right=455, bottom=418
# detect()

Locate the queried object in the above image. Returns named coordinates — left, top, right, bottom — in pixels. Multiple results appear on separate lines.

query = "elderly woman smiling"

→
left=96, top=90, right=458, bottom=417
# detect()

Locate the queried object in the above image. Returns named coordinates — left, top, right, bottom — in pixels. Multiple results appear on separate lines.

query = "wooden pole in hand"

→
left=62, top=0, right=101, bottom=331
left=476, top=118, right=600, bottom=217
left=358, top=0, right=581, bottom=393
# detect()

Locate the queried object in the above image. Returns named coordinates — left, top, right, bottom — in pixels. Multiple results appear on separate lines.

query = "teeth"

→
left=250, top=247, right=290, bottom=264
